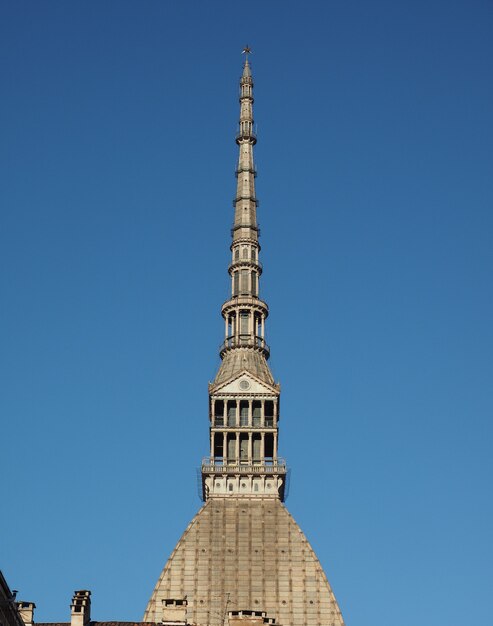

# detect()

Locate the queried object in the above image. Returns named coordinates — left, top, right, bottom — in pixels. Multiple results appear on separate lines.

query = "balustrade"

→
left=202, top=457, right=286, bottom=474
left=219, top=335, right=270, bottom=358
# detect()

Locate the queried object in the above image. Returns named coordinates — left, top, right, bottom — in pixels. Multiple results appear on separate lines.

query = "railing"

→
left=235, top=167, right=257, bottom=177
left=228, top=258, right=262, bottom=272
left=236, top=130, right=257, bottom=142
left=221, top=295, right=268, bottom=310
left=212, top=418, right=275, bottom=428
left=219, top=335, right=270, bottom=358
left=202, top=457, right=287, bottom=474
left=204, top=457, right=285, bottom=466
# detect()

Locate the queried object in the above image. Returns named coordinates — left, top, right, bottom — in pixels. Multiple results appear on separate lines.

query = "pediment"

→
left=211, top=370, right=279, bottom=396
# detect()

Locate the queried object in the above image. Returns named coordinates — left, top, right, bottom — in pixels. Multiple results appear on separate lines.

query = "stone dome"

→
left=144, top=498, right=344, bottom=626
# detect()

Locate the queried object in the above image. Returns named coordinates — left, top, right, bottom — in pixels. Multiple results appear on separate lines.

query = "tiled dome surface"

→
left=144, top=498, right=344, bottom=626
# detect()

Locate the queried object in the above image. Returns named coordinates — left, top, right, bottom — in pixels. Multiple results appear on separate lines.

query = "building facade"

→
left=0, top=570, right=29, bottom=626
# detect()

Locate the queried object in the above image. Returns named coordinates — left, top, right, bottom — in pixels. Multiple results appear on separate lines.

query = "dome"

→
left=144, top=498, right=344, bottom=626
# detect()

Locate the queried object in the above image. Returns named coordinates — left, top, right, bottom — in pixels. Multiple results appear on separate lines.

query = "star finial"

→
left=242, top=45, right=252, bottom=57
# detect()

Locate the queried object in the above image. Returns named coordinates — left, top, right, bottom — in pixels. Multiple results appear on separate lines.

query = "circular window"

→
left=239, top=379, right=250, bottom=390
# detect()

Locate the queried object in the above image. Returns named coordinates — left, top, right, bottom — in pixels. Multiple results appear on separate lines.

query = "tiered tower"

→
left=144, top=52, right=345, bottom=626
left=201, top=52, right=285, bottom=501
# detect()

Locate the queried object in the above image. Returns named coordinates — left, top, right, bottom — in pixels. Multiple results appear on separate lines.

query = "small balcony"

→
left=201, top=457, right=287, bottom=475
left=212, top=418, right=275, bottom=429
left=235, top=130, right=257, bottom=144
left=235, top=166, right=257, bottom=178
left=221, top=294, right=268, bottom=313
left=228, top=257, right=262, bottom=273
left=219, top=334, right=270, bottom=359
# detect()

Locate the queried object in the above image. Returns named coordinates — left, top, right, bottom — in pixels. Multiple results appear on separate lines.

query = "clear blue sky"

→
left=1, top=2, right=492, bottom=626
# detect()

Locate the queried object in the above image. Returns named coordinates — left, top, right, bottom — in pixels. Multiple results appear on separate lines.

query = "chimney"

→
left=227, top=611, right=280, bottom=626
left=17, top=602, right=36, bottom=626
left=161, top=598, right=187, bottom=625
left=70, top=590, right=91, bottom=626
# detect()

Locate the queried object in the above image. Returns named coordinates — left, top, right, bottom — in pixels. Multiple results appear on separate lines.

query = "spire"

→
left=242, top=59, right=252, bottom=78
left=223, top=48, right=268, bottom=362
left=242, top=53, right=252, bottom=78
left=234, top=48, right=258, bottom=240
left=201, top=53, right=285, bottom=502
left=145, top=54, right=345, bottom=626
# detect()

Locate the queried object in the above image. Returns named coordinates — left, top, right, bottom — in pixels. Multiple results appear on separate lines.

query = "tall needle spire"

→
left=201, top=51, right=285, bottom=501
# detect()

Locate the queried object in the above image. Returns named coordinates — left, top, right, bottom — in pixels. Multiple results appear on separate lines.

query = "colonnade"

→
left=211, top=431, right=277, bottom=465
left=210, top=397, right=278, bottom=464
left=224, top=309, right=266, bottom=347
left=212, top=398, right=276, bottom=427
